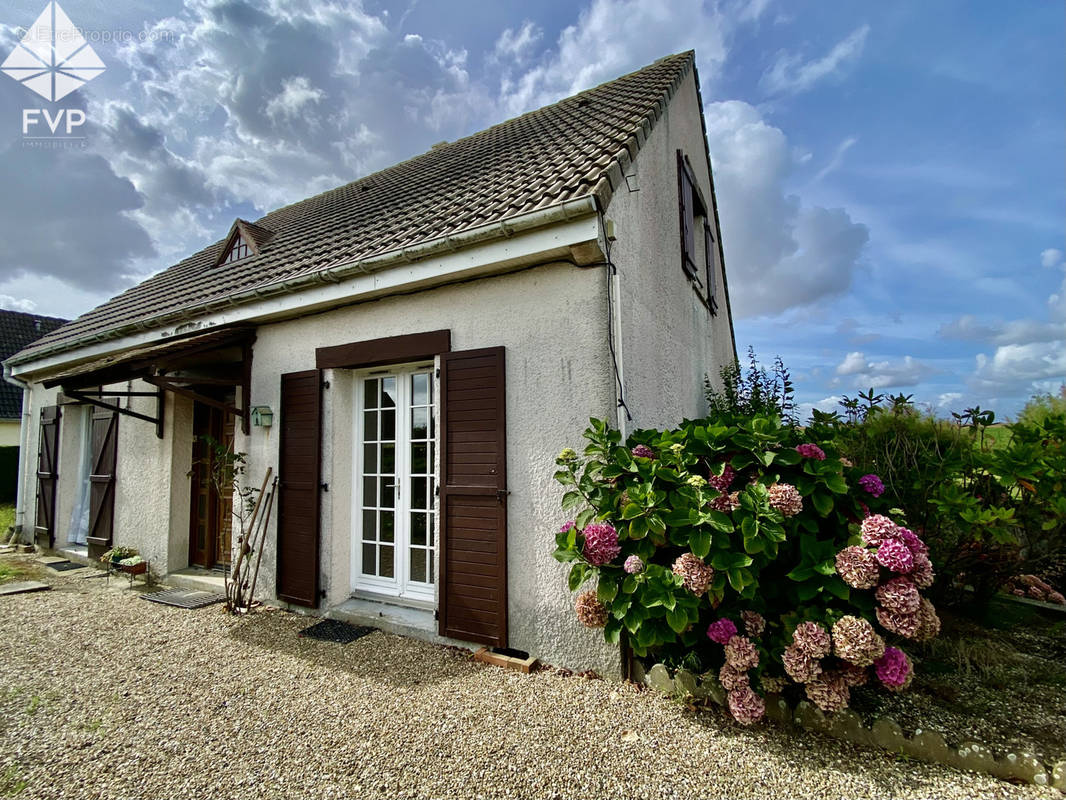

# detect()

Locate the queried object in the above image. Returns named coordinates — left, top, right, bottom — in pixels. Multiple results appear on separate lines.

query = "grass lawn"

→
left=0, top=503, right=14, bottom=536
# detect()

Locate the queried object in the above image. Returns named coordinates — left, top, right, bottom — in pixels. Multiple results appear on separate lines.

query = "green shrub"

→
left=553, top=413, right=940, bottom=724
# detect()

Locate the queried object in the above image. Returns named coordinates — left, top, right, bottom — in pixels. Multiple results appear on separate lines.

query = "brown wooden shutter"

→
left=86, top=403, right=119, bottom=554
left=704, top=222, right=718, bottom=314
left=34, top=405, right=60, bottom=548
left=678, top=150, right=697, bottom=279
left=439, top=347, right=508, bottom=647
left=277, top=370, right=322, bottom=607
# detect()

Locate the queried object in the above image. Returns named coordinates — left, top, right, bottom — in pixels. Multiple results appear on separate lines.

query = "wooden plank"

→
left=316, top=329, right=450, bottom=369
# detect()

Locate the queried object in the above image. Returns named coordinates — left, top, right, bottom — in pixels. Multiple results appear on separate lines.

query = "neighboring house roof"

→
left=0, top=310, right=68, bottom=418
left=11, top=51, right=698, bottom=367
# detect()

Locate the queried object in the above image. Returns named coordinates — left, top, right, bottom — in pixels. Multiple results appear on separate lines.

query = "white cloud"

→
left=0, top=295, right=36, bottom=313
left=836, top=351, right=866, bottom=375
left=832, top=352, right=934, bottom=389
left=491, top=21, right=542, bottom=64
left=811, top=136, right=857, bottom=183
left=265, top=76, right=325, bottom=121
left=706, top=101, right=868, bottom=317
left=937, top=392, right=963, bottom=409
left=974, top=341, right=1066, bottom=393
left=796, top=395, right=843, bottom=422
left=760, top=24, right=870, bottom=96
left=1041, top=248, right=1063, bottom=269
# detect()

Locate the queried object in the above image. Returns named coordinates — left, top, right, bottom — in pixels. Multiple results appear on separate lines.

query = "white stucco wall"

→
left=0, top=420, right=20, bottom=448
left=605, top=68, right=736, bottom=432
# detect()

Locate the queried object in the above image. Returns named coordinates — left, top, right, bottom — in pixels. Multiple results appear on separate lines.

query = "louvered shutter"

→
left=438, top=347, right=508, bottom=647
left=277, top=370, right=322, bottom=607
left=678, top=150, right=698, bottom=279
left=704, top=222, right=718, bottom=313
left=86, top=403, right=119, bottom=553
left=33, top=405, right=60, bottom=548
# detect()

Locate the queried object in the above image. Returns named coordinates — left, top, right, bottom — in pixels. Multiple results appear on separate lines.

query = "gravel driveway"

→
left=0, top=558, right=1057, bottom=800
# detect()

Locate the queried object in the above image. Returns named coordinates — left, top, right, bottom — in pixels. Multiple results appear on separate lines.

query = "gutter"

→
left=3, top=363, right=31, bottom=540
left=8, top=197, right=600, bottom=371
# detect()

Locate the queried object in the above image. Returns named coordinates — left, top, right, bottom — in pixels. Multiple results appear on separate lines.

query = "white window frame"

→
left=350, top=360, right=438, bottom=605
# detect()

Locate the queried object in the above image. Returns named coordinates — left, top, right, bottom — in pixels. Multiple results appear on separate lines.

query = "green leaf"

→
left=621, top=503, right=645, bottom=520
left=743, top=535, right=764, bottom=555
left=552, top=547, right=579, bottom=562
left=787, top=565, right=814, bottom=582
left=711, top=551, right=753, bottom=571
left=553, top=469, right=576, bottom=487
left=604, top=618, right=622, bottom=644
left=622, top=576, right=637, bottom=595
left=811, top=492, right=833, bottom=517
left=666, top=606, right=689, bottom=634
left=707, top=511, right=734, bottom=533
left=575, top=507, right=596, bottom=530
left=796, top=581, right=822, bottom=601
left=824, top=577, right=850, bottom=601
left=814, top=559, right=837, bottom=576
left=561, top=490, right=584, bottom=512
left=690, top=528, right=711, bottom=558
left=727, top=568, right=746, bottom=591
left=568, top=563, right=589, bottom=592
left=825, top=473, right=849, bottom=494
left=597, top=580, right=618, bottom=604
left=647, top=514, right=667, bottom=537
left=629, top=517, right=648, bottom=539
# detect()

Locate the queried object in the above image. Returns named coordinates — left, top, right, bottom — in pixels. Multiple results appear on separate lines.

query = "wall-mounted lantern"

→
left=251, top=406, right=274, bottom=427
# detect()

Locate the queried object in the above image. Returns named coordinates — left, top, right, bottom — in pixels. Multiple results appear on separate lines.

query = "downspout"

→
left=3, top=362, right=31, bottom=542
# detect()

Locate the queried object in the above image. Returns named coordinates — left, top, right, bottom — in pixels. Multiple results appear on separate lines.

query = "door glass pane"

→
left=363, top=411, right=378, bottom=441
left=412, top=372, right=428, bottom=406
left=380, top=511, right=394, bottom=543
left=362, top=510, right=376, bottom=541
left=363, top=444, right=377, bottom=473
left=380, top=443, right=395, bottom=474
left=379, top=478, right=394, bottom=508
left=364, top=380, right=377, bottom=408
left=362, top=543, right=376, bottom=575
left=379, top=545, right=394, bottom=578
left=411, top=477, right=427, bottom=509
left=381, top=410, right=395, bottom=441
left=381, top=377, right=396, bottom=408
left=410, top=549, right=426, bottom=583
left=411, top=443, right=427, bottom=474
left=412, top=408, right=428, bottom=440
left=411, top=512, right=426, bottom=546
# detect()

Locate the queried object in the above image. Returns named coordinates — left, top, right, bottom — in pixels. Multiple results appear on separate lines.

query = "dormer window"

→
left=220, top=233, right=252, bottom=265
left=213, top=219, right=275, bottom=269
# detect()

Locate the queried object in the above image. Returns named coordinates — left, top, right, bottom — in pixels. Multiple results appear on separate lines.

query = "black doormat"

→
left=298, top=619, right=376, bottom=644
left=45, top=560, right=85, bottom=572
left=140, top=588, right=226, bottom=609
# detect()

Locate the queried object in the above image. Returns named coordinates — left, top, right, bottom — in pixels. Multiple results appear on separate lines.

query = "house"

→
left=3, top=51, right=735, bottom=675
left=0, top=310, right=67, bottom=505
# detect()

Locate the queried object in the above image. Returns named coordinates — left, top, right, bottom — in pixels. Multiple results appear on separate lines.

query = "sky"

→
left=0, top=0, right=1062, bottom=420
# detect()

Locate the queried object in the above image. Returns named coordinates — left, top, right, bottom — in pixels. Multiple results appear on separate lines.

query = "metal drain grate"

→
left=298, top=619, right=376, bottom=644
left=44, top=560, right=86, bottom=572
left=140, top=588, right=226, bottom=609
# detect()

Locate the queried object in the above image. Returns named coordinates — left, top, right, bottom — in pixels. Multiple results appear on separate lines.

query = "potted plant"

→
left=100, top=546, right=147, bottom=576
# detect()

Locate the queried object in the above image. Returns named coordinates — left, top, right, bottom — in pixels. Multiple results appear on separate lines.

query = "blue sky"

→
left=0, top=0, right=1062, bottom=419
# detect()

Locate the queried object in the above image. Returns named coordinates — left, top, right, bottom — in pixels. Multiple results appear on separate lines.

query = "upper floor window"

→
left=677, top=150, right=719, bottom=315
left=219, top=233, right=252, bottom=265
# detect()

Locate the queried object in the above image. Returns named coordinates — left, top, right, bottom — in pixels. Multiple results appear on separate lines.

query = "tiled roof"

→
left=0, top=310, right=68, bottom=418
left=11, top=51, right=695, bottom=366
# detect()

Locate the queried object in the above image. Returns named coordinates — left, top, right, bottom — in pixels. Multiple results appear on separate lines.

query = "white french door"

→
left=352, top=364, right=436, bottom=602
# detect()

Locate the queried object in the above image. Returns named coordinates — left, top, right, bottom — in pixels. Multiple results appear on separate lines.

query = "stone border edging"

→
left=637, top=662, right=1064, bottom=791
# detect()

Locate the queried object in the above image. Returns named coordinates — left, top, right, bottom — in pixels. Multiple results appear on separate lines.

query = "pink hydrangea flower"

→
left=792, top=621, right=832, bottom=659
left=719, top=663, right=749, bottom=692
left=876, top=538, right=915, bottom=573
left=859, top=474, right=885, bottom=497
left=559, top=520, right=575, bottom=534
left=910, top=551, right=935, bottom=589
left=631, top=444, right=656, bottom=459
left=897, top=527, right=928, bottom=556
left=876, top=576, right=921, bottom=614
left=768, top=483, right=803, bottom=517
left=875, top=606, right=921, bottom=638
left=708, top=464, right=735, bottom=492
left=582, top=522, right=620, bottom=566
left=709, top=491, right=740, bottom=512
left=741, top=610, right=765, bottom=638
left=874, top=646, right=913, bottom=690
left=795, top=443, right=826, bottom=460
left=726, top=686, right=765, bottom=725
left=835, top=546, right=880, bottom=589
left=805, top=672, right=850, bottom=712
left=706, top=618, right=738, bottom=644
left=725, top=635, right=760, bottom=671
left=782, top=643, right=822, bottom=683
left=623, top=555, right=644, bottom=574
left=860, top=514, right=899, bottom=547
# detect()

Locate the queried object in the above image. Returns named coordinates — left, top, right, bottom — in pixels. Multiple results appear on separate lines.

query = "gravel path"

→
left=0, top=557, right=1058, bottom=800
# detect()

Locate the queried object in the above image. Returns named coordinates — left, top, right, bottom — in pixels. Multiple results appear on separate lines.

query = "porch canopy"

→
left=42, top=326, right=256, bottom=438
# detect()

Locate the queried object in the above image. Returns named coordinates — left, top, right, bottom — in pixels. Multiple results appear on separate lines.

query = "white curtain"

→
left=66, top=407, right=92, bottom=545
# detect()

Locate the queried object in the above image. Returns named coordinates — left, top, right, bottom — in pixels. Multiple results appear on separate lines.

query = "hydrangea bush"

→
left=552, top=415, right=940, bottom=725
